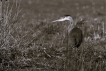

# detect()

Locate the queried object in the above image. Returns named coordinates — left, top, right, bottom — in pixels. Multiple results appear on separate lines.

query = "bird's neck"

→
left=67, top=21, right=74, bottom=33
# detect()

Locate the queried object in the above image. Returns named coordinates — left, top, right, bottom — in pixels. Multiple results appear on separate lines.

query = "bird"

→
left=52, top=15, right=83, bottom=48
left=52, top=15, right=84, bottom=69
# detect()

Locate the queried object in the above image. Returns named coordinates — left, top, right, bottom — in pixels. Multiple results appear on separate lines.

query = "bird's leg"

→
left=66, top=44, right=72, bottom=70
left=75, top=47, right=78, bottom=59
left=65, top=30, right=72, bottom=70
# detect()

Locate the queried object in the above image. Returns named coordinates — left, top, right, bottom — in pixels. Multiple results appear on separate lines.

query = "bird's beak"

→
left=51, top=17, right=66, bottom=23
left=52, top=19, right=59, bottom=23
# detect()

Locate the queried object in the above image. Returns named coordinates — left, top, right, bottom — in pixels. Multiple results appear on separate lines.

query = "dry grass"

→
left=0, top=0, right=106, bottom=71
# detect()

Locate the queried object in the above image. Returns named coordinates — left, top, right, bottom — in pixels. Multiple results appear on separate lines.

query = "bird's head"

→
left=52, top=15, right=73, bottom=24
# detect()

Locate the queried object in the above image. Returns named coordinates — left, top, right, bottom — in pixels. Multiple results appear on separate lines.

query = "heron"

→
left=52, top=15, right=83, bottom=69
left=52, top=15, right=83, bottom=48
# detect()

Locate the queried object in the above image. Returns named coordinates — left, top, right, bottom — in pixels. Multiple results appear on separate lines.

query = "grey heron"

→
left=52, top=15, right=83, bottom=48
left=52, top=15, right=83, bottom=69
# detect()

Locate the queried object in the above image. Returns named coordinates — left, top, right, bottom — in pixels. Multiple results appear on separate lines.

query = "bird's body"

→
left=68, top=27, right=83, bottom=48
